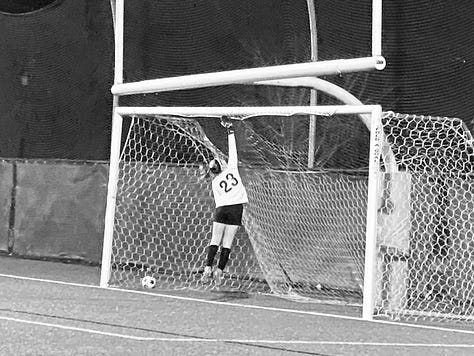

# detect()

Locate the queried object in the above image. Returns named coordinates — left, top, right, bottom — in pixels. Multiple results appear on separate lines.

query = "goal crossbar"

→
left=114, top=105, right=382, bottom=118
left=111, top=56, right=386, bottom=96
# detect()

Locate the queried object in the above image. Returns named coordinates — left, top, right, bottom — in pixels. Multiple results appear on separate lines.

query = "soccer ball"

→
left=141, top=276, right=157, bottom=289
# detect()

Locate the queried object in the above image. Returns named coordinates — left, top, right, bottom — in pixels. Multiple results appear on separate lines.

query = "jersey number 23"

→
left=219, top=173, right=239, bottom=193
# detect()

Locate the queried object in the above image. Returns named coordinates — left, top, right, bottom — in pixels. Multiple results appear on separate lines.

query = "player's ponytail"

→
left=209, top=158, right=222, bottom=174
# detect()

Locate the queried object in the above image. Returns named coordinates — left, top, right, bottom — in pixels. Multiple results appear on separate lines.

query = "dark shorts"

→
left=214, top=204, right=244, bottom=226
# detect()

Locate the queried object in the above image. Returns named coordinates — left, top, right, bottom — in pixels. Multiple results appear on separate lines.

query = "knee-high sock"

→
left=218, top=247, right=231, bottom=270
left=206, top=245, right=219, bottom=267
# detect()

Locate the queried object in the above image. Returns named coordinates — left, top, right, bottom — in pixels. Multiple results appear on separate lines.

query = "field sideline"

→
left=0, top=256, right=473, bottom=355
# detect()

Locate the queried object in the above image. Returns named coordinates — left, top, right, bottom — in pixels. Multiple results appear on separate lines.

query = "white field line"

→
left=0, top=315, right=156, bottom=341
left=1, top=315, right=474, bottom=349
left=1, top=273, right=474, bottom=338
left=2, top=315, right=474, bottom=348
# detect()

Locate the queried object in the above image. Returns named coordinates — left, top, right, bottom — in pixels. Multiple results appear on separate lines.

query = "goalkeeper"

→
left=202, top=116, right=248, bottom=286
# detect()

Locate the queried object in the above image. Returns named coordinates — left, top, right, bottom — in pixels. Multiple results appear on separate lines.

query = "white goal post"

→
left=100, top=104, right=383, bottom=320
left=111, top=57, right=386, bottom=96
left=103, top=0, right=474, bottom=327
left=109, top=0, right=385, bottom=95
left=100, top=105, right=474, bottom=325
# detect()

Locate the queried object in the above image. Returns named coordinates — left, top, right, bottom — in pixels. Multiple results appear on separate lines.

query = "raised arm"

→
left=227, top=130, right=238, bottom=169
left=221, top=116, right=238, bottom=169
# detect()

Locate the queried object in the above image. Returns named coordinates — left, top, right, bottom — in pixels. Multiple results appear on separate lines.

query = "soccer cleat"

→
left=214, top=268, right=223, bottom=287
left=201, top=266, right=212, bottom=284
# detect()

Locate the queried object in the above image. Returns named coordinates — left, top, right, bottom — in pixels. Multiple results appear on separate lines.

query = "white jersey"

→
left=211, top=132, right=248, bottom=208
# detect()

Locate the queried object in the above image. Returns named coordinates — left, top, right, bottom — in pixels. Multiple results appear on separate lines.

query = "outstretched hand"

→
left=220, top=115, right=233, bottom=129
left=198, top=163, right=210, bottom=180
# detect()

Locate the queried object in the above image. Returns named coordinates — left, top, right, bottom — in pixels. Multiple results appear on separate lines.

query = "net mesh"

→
left=107, top=110, right=474, bottom=323
left=375, top=112, right=474, bottom=322
left=111, top=116, right=266, bottom=292
left=109, top=112, right=369, bottom=303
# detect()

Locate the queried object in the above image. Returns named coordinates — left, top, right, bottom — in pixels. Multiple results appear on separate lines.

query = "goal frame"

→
left=105, top=0, right=386, bottom=321
left=109, top=0, right=385, bottom=96
left=99, top=104, right=383, bottom=322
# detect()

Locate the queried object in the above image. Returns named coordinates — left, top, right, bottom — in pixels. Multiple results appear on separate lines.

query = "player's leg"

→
left=202, top=222, right=225, bottom=282
left=207, top=222, right=226, bottom=269
left=215, top=224, right=240, bottom=286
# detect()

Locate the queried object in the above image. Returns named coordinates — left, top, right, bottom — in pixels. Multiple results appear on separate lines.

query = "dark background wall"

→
left=0, top=0, right=473, bottom=160
left=0, top=0, right=113, bottom=159
left=0, top=0, right=473, bottom=264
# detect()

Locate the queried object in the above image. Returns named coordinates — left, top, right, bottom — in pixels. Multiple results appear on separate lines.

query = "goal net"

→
left=374, top=112, right=474, bottom=323
left=101, top=107, right=474, bottom=323
left=101, top=106, right=378, bottom=302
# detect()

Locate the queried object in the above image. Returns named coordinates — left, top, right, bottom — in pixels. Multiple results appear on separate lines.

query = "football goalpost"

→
left=101, top=0, right=474, bottom=325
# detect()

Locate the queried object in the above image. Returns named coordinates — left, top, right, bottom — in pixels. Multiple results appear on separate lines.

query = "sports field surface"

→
left=1, top=256, right=473, bottom=355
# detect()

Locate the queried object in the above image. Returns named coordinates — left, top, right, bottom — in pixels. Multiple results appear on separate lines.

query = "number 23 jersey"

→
left=211, top=167, right=248, bottom=208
